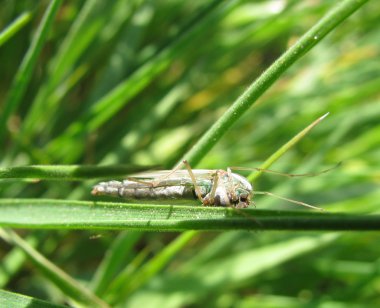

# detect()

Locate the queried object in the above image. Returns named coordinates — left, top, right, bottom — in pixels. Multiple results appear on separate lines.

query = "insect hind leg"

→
left=127, top=161, right=192, bottom=188
left=182, top=160, right=205, bottom=204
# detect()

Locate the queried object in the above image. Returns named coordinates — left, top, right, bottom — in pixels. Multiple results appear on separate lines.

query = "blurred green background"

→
left=1, top=0, right=380, bottom=307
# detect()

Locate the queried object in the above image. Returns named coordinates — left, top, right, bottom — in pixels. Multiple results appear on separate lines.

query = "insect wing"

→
left=128, top=169, right=215, bottom=188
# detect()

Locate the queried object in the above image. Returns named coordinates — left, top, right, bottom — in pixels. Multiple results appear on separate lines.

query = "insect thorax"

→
left=204, top=171, right=253, bottom=208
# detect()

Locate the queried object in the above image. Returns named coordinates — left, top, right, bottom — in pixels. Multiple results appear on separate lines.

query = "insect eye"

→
left=239, top=192, right=250, bottom=202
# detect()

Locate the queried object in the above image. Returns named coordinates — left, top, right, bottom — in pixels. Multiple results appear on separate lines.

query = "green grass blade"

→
left=90, top=231, right=142, bottom=295
left=101, top=80, right=194, bottom=165
left=0, top=12, right=32, bottom=47
left=126, top=234, right=339, bottom=307
left=0, top=0, right=62, bottom=144
left=1, top=1, right=379, bottom=305
left=0, top=228, right=109, bottom=308
left=45, top=0, right=226, bottom=162
left=108, top=231, right=197, bottom=302
left=21, top=0, right=133, bottom=136
left=248, top=112, right=330, bottom=182
left=1, top=199, right=380, bottom=231
left=183, top=0, right=369, bottom=166
left=0, top=289, right=67, bottom=308
left=0, top=164, right=148, bottom=180
left=104, top=245, right=151, bottom=298
left=0, top=233, right=40, bottom=288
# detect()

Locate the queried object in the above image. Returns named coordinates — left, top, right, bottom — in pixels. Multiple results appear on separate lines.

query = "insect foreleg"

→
left=207, top=171, right=220, bottom=204
left=226, top=167, right=238, bottom=202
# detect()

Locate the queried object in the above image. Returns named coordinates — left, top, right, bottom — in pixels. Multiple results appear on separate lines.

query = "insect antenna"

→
left=230, top=162, right=341, bottom=178
left=254, top=191, right=324, bottom=211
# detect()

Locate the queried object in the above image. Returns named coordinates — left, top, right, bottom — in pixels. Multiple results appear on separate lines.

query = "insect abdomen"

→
left=92, top=180, right=199, bottom=200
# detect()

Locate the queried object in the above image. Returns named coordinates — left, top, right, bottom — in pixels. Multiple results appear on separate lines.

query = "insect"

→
left=92, top=160, right=328, bottom=210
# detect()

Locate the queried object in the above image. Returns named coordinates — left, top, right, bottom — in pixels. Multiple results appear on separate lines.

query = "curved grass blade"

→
left=182, top=0, right=369, bottom=166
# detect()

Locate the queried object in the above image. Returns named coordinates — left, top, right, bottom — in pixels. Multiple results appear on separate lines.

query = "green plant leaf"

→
left=0, top=199, right=379, bottom=231
left=0, top=164, right=148, bottom=180
left=0, top=289, right=67, bottom=308
left=0, top=12, right=31, bottom=47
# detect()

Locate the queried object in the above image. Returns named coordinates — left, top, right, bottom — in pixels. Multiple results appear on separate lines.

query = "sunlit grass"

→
left=0, top=0, right=379, bottom=307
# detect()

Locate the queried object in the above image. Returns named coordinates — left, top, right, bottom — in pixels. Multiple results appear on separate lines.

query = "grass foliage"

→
left=0, top=0, right=379, bottom=306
